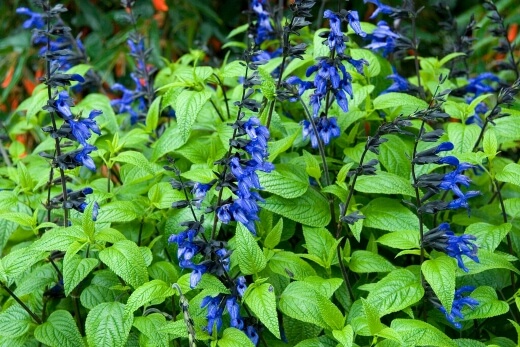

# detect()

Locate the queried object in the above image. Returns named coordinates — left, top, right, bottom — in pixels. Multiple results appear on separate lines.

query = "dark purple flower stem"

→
left=411, top=120, right=427, bottom=321
left=0, top=282, right=42, bottom=324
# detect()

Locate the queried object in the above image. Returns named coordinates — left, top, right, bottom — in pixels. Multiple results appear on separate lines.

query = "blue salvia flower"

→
left=246, top=326, right=260, bottom=346
left=346, top=11, right=366, bottom=37
left=226, top=296, right=245, bottom=330
left=302, top=116, right=341, bottom=149
left=66, top=110, right=102, bottom=146
left=365, top=20, right=400, bottom=57
left=217, top=117, right=273, bottom=234
left=51, top=187, right=99, bottom=220
left=16, top=7, right=45, bottom=29
left=192, top=182, right=212, bottom=209
left=423, top=222, right=479, bottom=272
left=74, top=144, right=98, bottom=171
left=201, top=295, right=224, bottom=335
left=412, top=141, right=454, bottom=165
left=465, top=72, right=500, bottom=96
left=384, top=71, right=411, bottom=93
left=251, top=0, right=273, bottom=44
left=324, top=10, right=346, bottom=54
left=439, top=286, right=479, bottom=328
left=110, top=83, right=141, bottom=124
left=363, top=0, right=396, bottom=19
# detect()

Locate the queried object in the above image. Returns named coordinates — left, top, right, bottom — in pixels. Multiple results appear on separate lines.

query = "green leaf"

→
left=236, top=224, right=267, bottom=275
left=112, top=151, right=154, bottom=176
left=2, top=247, right=47, bottom=283
left=332, top=325, right=354, bottom=347
left=63, top=255, right=98, bottom=296
left=0, top=305, right=31, bottom=338
left=379, top=135, right=412, bottom=178
left=361, top=198, right=419, bottom=232
left=279, top=281, right=344, bottom=330
left=217, top=328, right=255, bottom=347
left=462, top=286, right=509, bottom=320
left=125, top=280, right=175, bottom=314
left=99, top=240, right=148, bottom=288
left=32, top=226, right=85, bottom=252
left=145, top=96, right=162, bottom=133
left=148, top=182, right=185, bottom=209
left=349, top=250, right=396, bottom=273
left=483, top=128, right=498, bottom=159
left=446, top=123, right=481, bottom=154
left=269, top=251, right=316, bottom=280
left=96, top=201, right=138, bottom=223
left=258, top=67, right=276, bottom=100
left=133, top=314, right=169, bottom=347
left=268, top=130, right=299, bottom=162
left=85, top=302, right=132, bottom=347
left=197, top=274, right=230, bottom=295
left=257, top=165, right=308, bottom=199
left=148, top=261, right=178, bottom=284
left=496, top=163, right=520, bottom=187
left=175, top=89, right=212, bottom=143
left=465, top=223, right=511, bottom=251
left=244, top=283, right=280, bottom=338
left=422, top=256, right=456, bottom=313
left=302, top=151, right=321, bottom=181
left=302, top=277, right=343, bottom=298
left=34, top=310, right=85, bottom=347
left=0, top=212, right=35, bottom=227
left=221, top=59, right=246, bottom=77
left=373, top=93, right=428, bottom=115
left=355, top=171, right=414, bottom=196
left=377, top=230, right=419, bottom=250
left=462, top=249, right=520, bottom=275
left=151, top=126, right=184, bottom=162
left=264, top=218, right=283, bottom=249
left=263, top=188, right=330, bottom=227
left=361, top=298, right=385, bottom=335
left=80, top=270, right=120, bottom=310
left=350, top=48, right=380, bottom=77
left=302, top=226, right=337, bottom=267
left=390, top=319, right=456, bottom=347
left=366, top=269, right=424, bottom=316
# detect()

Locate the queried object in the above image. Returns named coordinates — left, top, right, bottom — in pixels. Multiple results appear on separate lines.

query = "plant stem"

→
left=0, top=282, right=42, bottom=324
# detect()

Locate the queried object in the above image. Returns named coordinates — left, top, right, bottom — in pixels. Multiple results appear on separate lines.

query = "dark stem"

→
left=411, top=120, right=427, bottom=322
left=209, top=99, right=225, bottom=122
left=213, top=74, right=231, bottom=120
left=71, top=289, right=84, bottom=335
left=137, top=218, right=144, bottom=247
left=0, top=281, right=42, bottom=324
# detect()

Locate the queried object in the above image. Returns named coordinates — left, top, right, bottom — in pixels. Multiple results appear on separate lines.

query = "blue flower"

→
left=365, top=21, right=399, bottom=57
left=111, top=83, right=141, bottom=124
left=246, top=326, right=259, bottom=346
left=236, top=276, right=248, bottom=297
left=363, top=0, right=395, bottom=19
left=67, top=110, right=102, bottom=146
left=439, top=286, right=479, bottom=329
left=347, top=11, right=366, bottom=37
left=74, top=144, right=97, bottom=171
left=324, top=10, right=346, bottom=54
left=286, top=76, right=314, bottom=96
left=466, top=73, right=499, bottom=96
left=302, top=116, right=341, bottom=148
left=252, top=0, right=273, bottom=44
left=226, top=296, right=244, bottom=330
left=446, top=191, right=481, bottom=211
left=54, top=91, right=75, bottom=120
left=347, top=57, right=369, bottom=75
left=16, top=7, right=44, bottom=29
left=384, top=71, right=410, bottom=93
left=423, top=223, right=479, bottom=272
left=192, top=182, right=212, bottom=209
left=201, top=295, right=224, bottom=335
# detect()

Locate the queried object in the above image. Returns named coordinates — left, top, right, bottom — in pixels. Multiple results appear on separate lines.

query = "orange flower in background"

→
left=2, top=65, right=14, bottom=89
left=152, top=0, right=168, bottom=11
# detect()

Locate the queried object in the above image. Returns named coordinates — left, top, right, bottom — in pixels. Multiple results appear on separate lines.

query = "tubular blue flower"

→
left=466, top=73, right=500, bottom=96
left=110, top=83, right=141, bottom=124
left=323, top=10, right=346, bottom=54
left=347, top=57, right=369, bottom=75
left=74, top=144, right=97, bottom=171
left=192, top=182, right=212, bottom=209
left=226, top=296, right=244, bottom=330
left=438, top=286, right=479, bottom=328
left=54, top=91, right=75, bottom=120
left=446, top=190, right=481, bottom=211
left=236, top=276, right=248, bottom=297
left=365, top=21, right=399, bottom=57
left=246, top=326, right=260, bottom=346
left=201, top=295, right=224, bottom=335
left=301, top=116, right=341, bottom=149
left=423, top=222, right=479, bottom=272
left=363, top=0, right=395, bottom=19
left=347, top=11, right=366, bottom=37
left=384, top=71, right=410, bottom=93
left=413, top=142, right=455, bottom=165
left=286, top=76, right=313, bottom=96
left=92, top=202, right=99, bottom=221
left=67, top=110, right=102, bottom=146
left=252, top=0, right=273, bottom=44
left=16, top=7, right=45, bottom=29
left=189, top=263, right=207, bottom=288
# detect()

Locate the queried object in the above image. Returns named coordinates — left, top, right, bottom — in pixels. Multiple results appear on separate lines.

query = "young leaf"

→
left=85, top=302, right=132, bottom=347
left=263, top=188, right=330, bottom=227
left=332, top=325, right=354, bottom=347
left=264, top=218, right=283, bottom=249
left=34, top=310, right=85, bottom=347
left=465, top=223, right=511, bottom=252
left=0, top=305, right=31, bottom=338
left=355, top=171, right=415, bottom=196
left=279, top=281, right=344, bottom=330
left=125, top=279, right=175, bottom=314
left=175, top=89, right=212, bottom=143
left=361, top=298, right=385, bottom=335
left=257, top=166, right=308, bottom=199
left=244, top=283, right=280, bottom=338
left=269, top=251, right=316, bottom=280
left=422, top=256, right=456, bottom=313
left=390, top=319, right=456, bottom=347
left=217, top=328, right=255, bottom=347
left=496, top=163, right=520, bottom=187
left=361, top=198, right=419, bottom=232
left=63, top=255, right=99, bottom=296
left=145, top=95, right=162, bottom=134
left=99, top=240, right=149, bottom=288
left=366, top=269, right=424, bottom=316
left=349, top=250, right=396, bottom=273
left=373, top=93, right=428, bottom=116
left=236, top=224, right=267, bottom=275
left=96, top=201, right=138, bottom=223
left=377, top=230, right=419, bottom=250
left=461, top=286, right=509, bottom=320
left=133, top=314, right=169, bottom=347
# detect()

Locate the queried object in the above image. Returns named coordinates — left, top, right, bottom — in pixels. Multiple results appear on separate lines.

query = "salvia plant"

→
left=1, top=0, right=520, bottom=346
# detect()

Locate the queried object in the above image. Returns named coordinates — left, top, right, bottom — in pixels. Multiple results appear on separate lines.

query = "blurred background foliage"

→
left=1, top=0, right=518, bottom=115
